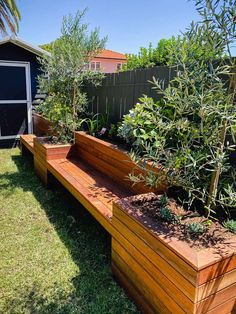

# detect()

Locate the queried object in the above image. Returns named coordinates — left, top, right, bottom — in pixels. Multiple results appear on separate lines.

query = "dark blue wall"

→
left=0, top=42, right=41, bottom=99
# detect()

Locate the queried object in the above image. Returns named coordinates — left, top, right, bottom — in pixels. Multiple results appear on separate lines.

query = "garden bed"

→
left=75, top=132, right=167, bottom=195
left=33, top=136, right=75, bottom=185
left=112, top=193, right=236, bottom=314
left=33, top=112, right=53, bottom=136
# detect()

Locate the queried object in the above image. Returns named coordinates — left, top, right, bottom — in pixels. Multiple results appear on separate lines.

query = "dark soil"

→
left=129, top=193, right=234, bottom=250
left=40, top=136, right=70, bottom=145
left=95, top=133, right=131, bottom=151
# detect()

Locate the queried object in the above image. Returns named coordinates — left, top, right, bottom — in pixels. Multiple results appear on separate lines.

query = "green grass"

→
left=0, top=148, right=139, bottom=314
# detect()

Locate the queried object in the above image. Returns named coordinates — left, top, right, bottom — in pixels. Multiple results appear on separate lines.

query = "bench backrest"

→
left=74, top=132, right=167, bottom=195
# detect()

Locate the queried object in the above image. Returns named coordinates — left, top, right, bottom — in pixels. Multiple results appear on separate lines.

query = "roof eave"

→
left=0, top=35, right=51, bottom=57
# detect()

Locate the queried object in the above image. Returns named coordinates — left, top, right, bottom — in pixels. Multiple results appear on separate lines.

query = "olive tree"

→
left=119, top=0, right=236, bottom=217
left=37, top=10, right=107, bottom=142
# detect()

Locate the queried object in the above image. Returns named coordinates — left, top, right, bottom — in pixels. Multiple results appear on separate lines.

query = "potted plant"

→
left=113, top=1, right=236, bottom=313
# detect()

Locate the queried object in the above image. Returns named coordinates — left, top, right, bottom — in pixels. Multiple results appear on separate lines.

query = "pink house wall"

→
left=91, top=57, right=127, bottom=73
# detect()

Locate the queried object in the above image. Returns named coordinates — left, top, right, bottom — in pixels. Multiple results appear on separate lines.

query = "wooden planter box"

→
left=112, top=193, right=236, bottom=314
left=75, top=132, right=167, bottom=195
left=33, top=112, right=53, bottom=136
left=33, top=137, right=75, bottom=185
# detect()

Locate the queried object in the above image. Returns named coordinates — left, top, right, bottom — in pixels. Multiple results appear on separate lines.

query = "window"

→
left=90, top=61, right=101, bottom=71
left=90, top=62, right=95, bottom=71
left=117, top=63, right=122, bottom=71
left=96, top=62, right=101, bottom=70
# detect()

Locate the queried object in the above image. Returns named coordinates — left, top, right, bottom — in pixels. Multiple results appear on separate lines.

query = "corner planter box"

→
left=33, top=112, right=53, bottom=137
left=33, top=137, right=75, bottom=185
left=112, top=193, right=236, bottom=314
left=75, top=132, right=167, bottom=195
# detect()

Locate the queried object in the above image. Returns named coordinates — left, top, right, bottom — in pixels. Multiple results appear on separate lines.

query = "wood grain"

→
left=112, top=198, right=236, bottom=313
left=112, top=261, right=157, bottom=314
left=75, top=131, right=167, bottom=194
left=20, top=134, right=35, bottom=155
left=33, top=113, right=53, bottom=136
left=21, top=132, right=236, bottom=313
left=112, top=240, right=185, bottom=313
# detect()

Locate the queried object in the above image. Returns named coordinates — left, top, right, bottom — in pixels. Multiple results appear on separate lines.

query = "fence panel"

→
left=84, top=65, right=178, bottom=124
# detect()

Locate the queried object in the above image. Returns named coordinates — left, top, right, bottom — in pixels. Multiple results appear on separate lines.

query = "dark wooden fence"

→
left=85, top=66, right=178, bottom=124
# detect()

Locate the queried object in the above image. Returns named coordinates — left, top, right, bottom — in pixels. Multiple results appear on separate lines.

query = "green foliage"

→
left=80, top=113, right=108, bottom=135
left=119, top=0, right=236, bottom=217
left=108, top=124, right=118, bottom=137
left=223, top=219, right=236, bottom=234
left=123, top=31, right=224, bottom=71
left=123, top=37, right=181, bottom=70
left=37, top=9, right=107, bottom=143
left=159, top=207, right=173, bottom=222
left=118, top=96, right=162, bottom=147
left=39, top=41, right=55, bottom=52
left=0, top=0, right=21, bottom=35
left=187, top=222, right=205, bottom=235
left=53, top=114, right=81, bottom=144
left=159, top=194, right=169, bottom=207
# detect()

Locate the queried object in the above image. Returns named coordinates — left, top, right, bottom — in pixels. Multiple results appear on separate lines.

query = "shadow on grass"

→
left=0, top=152, right=138, bottom=314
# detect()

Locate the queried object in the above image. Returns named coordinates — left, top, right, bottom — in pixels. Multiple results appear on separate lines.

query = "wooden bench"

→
left=20, top=132, right=166, bottom=235
left=20, top=134, right=36, bottom=156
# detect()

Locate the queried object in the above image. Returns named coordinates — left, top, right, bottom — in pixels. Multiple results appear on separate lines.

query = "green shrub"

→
left=122, top=34, right=223, bottom=71
left=159, top=194, right=169, bottom=207
left=37, top=9, right=107, bottom=143
left=118, top=96, right=162, bottom=147
left=159, top=207, right=173, bottom=222
left=223, top=220, right=236, bottom=234
left=120, top=0, right=236, bottom=218
left=187, top=222, right=205, bottom=235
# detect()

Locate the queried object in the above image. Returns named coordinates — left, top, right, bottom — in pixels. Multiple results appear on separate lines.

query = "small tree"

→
left=37, top=9, right=107, bottom=142
left=119, top=0, right=236, bottom=218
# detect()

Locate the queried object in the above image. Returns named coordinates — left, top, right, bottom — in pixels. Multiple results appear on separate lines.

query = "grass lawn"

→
left=0, top=148, right=139, bottom=314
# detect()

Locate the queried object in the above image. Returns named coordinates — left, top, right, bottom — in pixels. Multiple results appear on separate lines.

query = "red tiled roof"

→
left=95, top=49, right=127, bottom=60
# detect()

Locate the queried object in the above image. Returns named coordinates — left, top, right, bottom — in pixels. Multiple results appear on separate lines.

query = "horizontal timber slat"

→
left=112, top=262, right=157, bottom=314
left=20, top=133, right=236, bottom=314
left=196, top=283, right=236, bottom=313
left=20, top=134, right=35, bottom=155
left=112, top=240, right=186, bottom=314
left=112, top=197, right=236, bottom=313
left=112, top=215, right=196, bottom=302
left=112, top=230, right=194, bottom=311
left=75, top=132, right=167, bottom=194
left=113, top=202, right=198, bottom=284
left=47, top=160, right=114, bottom=224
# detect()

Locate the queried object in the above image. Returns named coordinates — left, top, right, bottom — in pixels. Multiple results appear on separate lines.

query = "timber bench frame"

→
left=20, top=133, right=236, bottom=314
left=20, top=132, right=165, bottom=235
left=20, top=134, right=36, bottom=156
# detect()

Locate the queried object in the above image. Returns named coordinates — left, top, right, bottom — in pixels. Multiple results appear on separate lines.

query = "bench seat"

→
left=20, top=134, right=36, bottom=155
left=47, top=157, right=133, bottom=234
left=21, top=132, right=167, bottom=235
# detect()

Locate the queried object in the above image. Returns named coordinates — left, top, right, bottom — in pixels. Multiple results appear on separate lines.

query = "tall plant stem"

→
left=206, top=121, right=227, bottom=216
left=72, top=81, right=77, bottom=135
left=206, top=57, right=236, bottom=216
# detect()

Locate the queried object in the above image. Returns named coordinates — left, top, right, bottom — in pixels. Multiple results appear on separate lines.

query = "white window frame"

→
left=89, top=61, right=101, bottom=71
left=117, top=63, right=122, bottom=71
left=90, top=61, right=96, bottom=71
left=95, top=61, right=101, bottom=70
left=0, top=60, right=32, bottom=140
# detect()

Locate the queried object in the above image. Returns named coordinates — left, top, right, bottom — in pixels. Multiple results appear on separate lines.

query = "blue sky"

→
left=18, top=0, right=199, bottom=54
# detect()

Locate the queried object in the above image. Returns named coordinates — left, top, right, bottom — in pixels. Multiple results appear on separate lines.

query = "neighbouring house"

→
left=0, top=36, right=49, bottom=146
left=87, top=49, right=127, bottom=73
